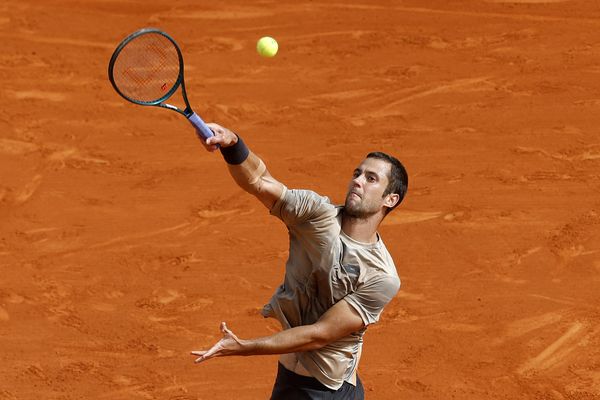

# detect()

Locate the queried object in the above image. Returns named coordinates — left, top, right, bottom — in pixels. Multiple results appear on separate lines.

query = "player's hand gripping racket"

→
left=108, top=28, right=214, bottom=141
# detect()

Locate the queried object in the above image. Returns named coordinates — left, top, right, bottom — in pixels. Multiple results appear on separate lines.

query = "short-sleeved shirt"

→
left=262, top=188, right=400, bottom=390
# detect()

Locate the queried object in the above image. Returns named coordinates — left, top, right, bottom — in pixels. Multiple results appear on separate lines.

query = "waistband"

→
left=276, top=362, right=334, bottom=392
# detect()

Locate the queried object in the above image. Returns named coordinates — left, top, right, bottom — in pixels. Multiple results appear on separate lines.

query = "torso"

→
left=279, top=352, right=360, bottom=385
left=266, top=189, right=399, bottom=389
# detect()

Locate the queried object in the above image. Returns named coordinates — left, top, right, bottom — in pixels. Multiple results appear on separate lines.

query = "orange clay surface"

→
left=1, top=1, right=600, bottom=399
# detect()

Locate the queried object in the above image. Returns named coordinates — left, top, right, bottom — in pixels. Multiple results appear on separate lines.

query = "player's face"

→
left=344, top=158, right=391, bottom=218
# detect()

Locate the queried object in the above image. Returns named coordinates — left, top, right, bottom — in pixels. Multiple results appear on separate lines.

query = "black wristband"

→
left=220, top=134, right=250, bottom=165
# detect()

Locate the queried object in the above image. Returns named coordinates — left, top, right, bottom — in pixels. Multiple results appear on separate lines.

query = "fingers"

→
left=204, top=123, right=237, bottom=148
left=191, top=345, right=218, bottom=363
left=205, top=135, right=224, bottom=147
left=191, top=322, right=226, bottom=364
left=205, top=123, right=225, bottom=144
left=197, top=343, right=222, bottom=362
left=206, top=122, right=232, bottom=135
left=191, top=350, right=209, bottom=363
left=193, top=122, right=238, bottom=152
left=202, top=140, right=219, bottom=152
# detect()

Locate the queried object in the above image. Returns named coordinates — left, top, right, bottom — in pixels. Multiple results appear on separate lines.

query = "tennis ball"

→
left=257, top=36, right=278, bottom=58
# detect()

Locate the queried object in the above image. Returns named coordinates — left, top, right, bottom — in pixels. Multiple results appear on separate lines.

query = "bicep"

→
left=313, top=299, right=365, bottom=345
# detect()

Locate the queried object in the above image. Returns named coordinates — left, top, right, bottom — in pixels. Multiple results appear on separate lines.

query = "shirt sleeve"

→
left=270, top=188, right=334, bottom=227
left=343, top=274, right=400, bottom=326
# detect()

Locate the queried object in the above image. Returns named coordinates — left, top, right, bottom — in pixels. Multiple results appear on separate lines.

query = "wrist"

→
left=238, top=338, right=256, bottom=356
left=220, top=134, right=249, bottom=165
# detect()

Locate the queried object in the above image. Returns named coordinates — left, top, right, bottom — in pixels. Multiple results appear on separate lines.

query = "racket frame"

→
left=108, top=28, right=214, bottom=140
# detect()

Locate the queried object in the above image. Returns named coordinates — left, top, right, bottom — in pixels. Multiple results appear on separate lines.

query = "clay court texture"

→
left=1, top=1, right=600, bottom=399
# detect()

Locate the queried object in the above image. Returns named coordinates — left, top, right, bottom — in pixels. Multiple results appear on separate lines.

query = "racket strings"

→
left=112, top=33, right=181, bottom=103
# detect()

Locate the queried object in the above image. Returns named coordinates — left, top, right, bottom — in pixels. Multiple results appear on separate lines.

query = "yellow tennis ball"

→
left=257, top=36, right=278, bottom=58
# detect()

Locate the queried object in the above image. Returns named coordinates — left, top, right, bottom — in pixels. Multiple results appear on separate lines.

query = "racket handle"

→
left=188, top=112, right=215, bottom=141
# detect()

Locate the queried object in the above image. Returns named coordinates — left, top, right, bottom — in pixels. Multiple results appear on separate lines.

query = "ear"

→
left=383, top=193, right=400, bottom=210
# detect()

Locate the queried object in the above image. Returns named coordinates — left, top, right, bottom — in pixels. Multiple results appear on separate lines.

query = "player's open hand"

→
left=191, top=322, right=245, bottom=363
left=201, top=123, right=239, bottom=152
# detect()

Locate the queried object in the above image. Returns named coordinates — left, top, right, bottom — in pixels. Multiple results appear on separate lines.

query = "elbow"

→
left=251, top=177, right=266, bottom=195
left=308, top=338, right=328, bottom=351
left=307, top=326, right=334, bottom=351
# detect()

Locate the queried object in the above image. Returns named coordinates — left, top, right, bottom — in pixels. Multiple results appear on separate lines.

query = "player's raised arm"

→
left=202, top=123, right=284, bottom=210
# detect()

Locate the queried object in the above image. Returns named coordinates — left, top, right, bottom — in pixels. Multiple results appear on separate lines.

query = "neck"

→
left=341, top=210, right=383, bottom=244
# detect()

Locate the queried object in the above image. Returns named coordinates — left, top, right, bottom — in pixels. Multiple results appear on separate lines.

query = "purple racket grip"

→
left=188, top=112, right=215, bottom=141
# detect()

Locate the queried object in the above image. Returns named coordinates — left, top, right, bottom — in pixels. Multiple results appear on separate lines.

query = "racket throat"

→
left=182, top=107, right=194, bottom=118
left=180, top=79, right=194, bottom=117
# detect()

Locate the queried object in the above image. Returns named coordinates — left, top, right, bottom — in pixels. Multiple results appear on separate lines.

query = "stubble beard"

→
left=344, top=195, right=378, bottom=219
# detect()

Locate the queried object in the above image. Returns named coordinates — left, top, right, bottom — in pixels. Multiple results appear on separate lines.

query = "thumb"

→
left=220, top=321, right=229, bottom=334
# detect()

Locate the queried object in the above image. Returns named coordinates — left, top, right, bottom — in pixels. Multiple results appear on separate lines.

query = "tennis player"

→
left=191, top=123, right=408, bottom=399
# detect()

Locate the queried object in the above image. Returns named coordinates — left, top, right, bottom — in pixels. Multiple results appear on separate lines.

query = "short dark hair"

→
left=366, top=152, right=408, bottom=214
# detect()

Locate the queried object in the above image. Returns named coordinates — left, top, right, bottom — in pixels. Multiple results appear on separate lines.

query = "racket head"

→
left=108, top=28, right=184, bottom=106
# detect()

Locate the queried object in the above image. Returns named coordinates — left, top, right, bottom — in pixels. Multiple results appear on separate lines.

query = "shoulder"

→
left=343, top=260, right=400, bottom=326
left=364, top=267, right=400, bottom=294
left=271, top=188, right=338, bottom=226
left=362, top=241, right=401, bottom=293
left=287, top=189, right=333, bottom=205
left=376, top=239, right=399, bottom=277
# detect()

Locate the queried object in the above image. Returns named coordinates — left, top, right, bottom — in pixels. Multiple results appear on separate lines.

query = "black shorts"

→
left=270, top=362, right=365, bottom=400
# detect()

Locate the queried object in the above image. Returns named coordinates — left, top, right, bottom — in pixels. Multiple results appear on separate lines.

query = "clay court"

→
left=1, top=1, right=600, bottom=399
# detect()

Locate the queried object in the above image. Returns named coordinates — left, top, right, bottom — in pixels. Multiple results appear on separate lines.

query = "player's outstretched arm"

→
left=202, top=123, right=284, bottom=210
left=190, top=299, right=365, bottom=363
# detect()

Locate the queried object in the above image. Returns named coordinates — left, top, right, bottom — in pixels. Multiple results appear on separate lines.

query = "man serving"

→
left=191, top=123, right=408, bottom=399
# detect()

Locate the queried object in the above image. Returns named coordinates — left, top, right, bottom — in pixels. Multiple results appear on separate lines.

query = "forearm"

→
left=191, top=301, right=364, bottom=363
left=240, top=324, right=328, bottom=356
left=206, top=127, right=282, bottom=208
left=227, top=151, right=267, bottom=194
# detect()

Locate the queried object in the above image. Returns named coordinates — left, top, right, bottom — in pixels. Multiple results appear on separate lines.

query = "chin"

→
left=344, top=205, right=365, bottom=219
left=344, top=199, right=358, bottom=213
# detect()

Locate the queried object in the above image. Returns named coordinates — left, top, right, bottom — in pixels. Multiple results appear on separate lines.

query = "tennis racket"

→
left=108, top=28, right=214, bottom=141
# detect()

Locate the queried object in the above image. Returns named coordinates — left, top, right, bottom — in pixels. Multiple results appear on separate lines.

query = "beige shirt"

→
left=262, top=188, right=400, bottom=390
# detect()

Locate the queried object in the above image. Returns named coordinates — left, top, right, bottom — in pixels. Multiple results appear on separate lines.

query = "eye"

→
left=352, top=171, right=360, bottom=178
left=367, top=175, right=376, bottom=182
